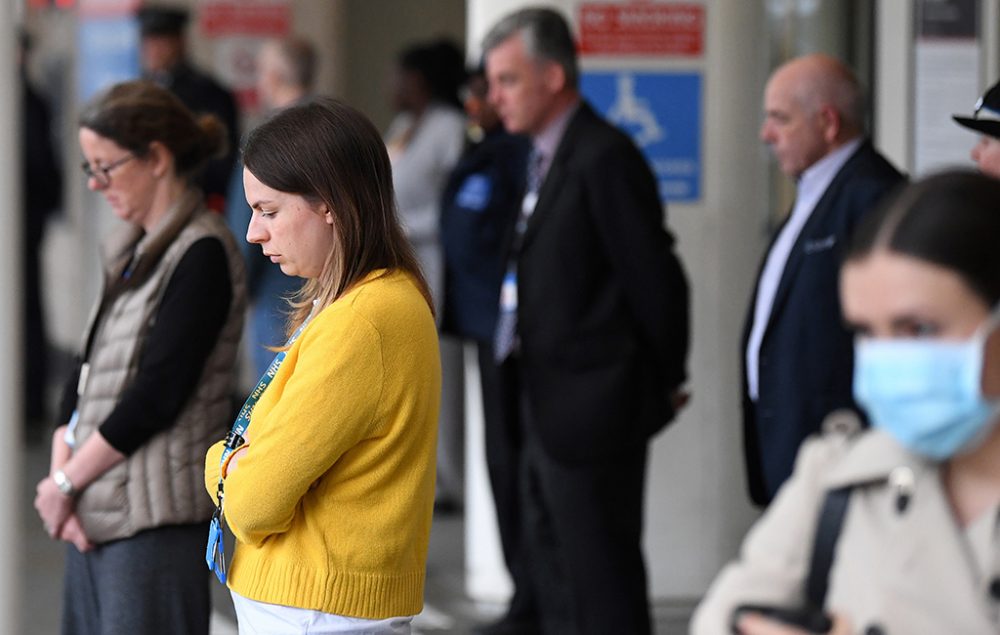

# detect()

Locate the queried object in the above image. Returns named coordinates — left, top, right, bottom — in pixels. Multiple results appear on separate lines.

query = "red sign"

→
left=199, top=2, right=291, bottom=37
left=77, top=0, right=140, bottom=17
left=579, top=2, right=704, bottom=56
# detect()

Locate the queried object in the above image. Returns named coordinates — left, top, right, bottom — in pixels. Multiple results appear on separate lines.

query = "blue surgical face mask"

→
left=853, top=314, right=1000, bottom=461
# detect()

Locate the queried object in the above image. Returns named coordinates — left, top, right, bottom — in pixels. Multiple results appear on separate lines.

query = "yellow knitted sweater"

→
left=205, top=269, right=440, bottom=619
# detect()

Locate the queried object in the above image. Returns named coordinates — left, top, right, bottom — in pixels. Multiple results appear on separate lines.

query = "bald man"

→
left=742, top=54, right=904, bottom=505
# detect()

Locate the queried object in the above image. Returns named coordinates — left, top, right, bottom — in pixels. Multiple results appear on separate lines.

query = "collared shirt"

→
left=746, top=137, right=863, bottom=400
left=531, top=98, right=581, bottom=191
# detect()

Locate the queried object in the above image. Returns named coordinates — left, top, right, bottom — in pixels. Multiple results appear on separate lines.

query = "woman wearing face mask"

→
left=693, top=170, right=1000, bottom=635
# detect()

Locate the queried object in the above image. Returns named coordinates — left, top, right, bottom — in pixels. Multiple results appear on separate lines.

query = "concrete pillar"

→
left=874, top=1, right=914, bottom=172
left=0, top=1, right=24, bottom=632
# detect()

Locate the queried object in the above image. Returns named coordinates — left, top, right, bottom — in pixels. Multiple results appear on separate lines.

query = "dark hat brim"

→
left=953, top=115, right=1000, bottom=139
left=137, top=7, right=189, bottom=36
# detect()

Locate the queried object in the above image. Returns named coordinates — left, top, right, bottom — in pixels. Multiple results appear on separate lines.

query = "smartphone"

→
left=731, top=603, right=833, bottom=634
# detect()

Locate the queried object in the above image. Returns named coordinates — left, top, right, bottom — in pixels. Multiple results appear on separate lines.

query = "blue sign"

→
left=581, top=71, right=701, bottom=202
left=78, top=17, right=140, bottom=102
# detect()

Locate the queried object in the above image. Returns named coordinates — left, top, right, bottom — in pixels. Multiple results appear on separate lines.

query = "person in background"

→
left=385, top=38, right=468, bottom=511
left=742, top=54, right=905, bottom=506
left=439, top=63, right=531, bottom=622
left=953, top=80, right=1000, bottom=178
left=481, top=8, right=690, bottom=634
left=226, top=36, right=317, bottom=378
left=34, top=80, right=246, bottom=635
left=19, top=28, right=62, bottom=430
left=694, top=170, right=1000, bottom=635
left=204, top=97, right=440, bottom=635
left=138, top=5, right=239, bottom=212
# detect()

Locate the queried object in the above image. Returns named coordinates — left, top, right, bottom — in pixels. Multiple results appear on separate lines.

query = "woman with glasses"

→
left=204, top=97, right=440, bottom=634
left=33, top=80, right=246, bottom=635
left=693, top=170, right=1000, bottom=635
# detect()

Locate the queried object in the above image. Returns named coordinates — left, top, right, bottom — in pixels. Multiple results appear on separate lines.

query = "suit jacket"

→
left=741, top=140, right=905, bottom=505
left=692, top=423, right=1000, bottom=635
left=514, top=101, right=689, bottom=464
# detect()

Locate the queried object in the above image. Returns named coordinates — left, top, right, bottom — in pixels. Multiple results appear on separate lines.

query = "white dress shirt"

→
left=745, top=138, right=862, bottom=400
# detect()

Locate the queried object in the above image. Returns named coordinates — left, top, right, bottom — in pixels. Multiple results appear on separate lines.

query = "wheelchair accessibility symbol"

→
left=582, top=71, right=701, bottom=202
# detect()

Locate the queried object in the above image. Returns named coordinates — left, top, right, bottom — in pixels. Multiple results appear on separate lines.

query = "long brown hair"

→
left=242, top=97, right=433, bottom=336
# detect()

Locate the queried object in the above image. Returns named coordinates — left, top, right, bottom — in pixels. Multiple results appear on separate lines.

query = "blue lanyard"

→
left=218, top=315, right=310, bottom=466
left=206, top=309, right=315, bottom=583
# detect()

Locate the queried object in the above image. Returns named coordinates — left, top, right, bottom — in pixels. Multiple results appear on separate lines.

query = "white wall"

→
left=1, top=3, right=24, bottom=632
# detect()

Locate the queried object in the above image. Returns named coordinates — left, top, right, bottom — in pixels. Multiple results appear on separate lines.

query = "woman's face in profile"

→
left=243, top=167, right=336, bottom=279
left=841, top=251, right=988, bottom=342
left=78, top=127, right=156, bottom=226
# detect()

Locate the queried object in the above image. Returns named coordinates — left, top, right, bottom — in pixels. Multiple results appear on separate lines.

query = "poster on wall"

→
left=581, top=71, right=701, bottom=202
left=578, top=2, right=704, bottom=56
left=77, top=0, right=141, bottom=102
left=197, top=0, right=292, bottom=114
left=577, top=1, right=704, bottom=203
left=913, top=0, right=979, bottom=175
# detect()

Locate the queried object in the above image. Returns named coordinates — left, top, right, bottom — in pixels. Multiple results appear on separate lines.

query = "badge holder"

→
left=206, top=508, right=227, bottom=584
left=206, top=432, right=244, bottom=585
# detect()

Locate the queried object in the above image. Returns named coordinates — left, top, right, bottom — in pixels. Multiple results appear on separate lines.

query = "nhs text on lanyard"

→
left=205, top=314, right=313, bottom=584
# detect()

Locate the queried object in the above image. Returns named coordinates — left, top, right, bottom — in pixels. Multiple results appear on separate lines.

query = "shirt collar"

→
left=796, top=137, right=863, bottom=202
left=532, top=98, right=581, bottom=165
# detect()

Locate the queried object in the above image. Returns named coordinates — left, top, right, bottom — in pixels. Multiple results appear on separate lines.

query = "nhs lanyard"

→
left=206, top=310, right=314, bottom=584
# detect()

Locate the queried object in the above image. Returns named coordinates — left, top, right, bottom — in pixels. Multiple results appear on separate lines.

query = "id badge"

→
left=206, top=512, right=227, bottom=584
left=500, top=272, right=518, bottom=312
left=64, top=410, right=79, bottom=449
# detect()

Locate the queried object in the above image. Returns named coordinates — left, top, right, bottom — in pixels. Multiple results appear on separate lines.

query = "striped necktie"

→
left=493, top=149, right=544, bottom=363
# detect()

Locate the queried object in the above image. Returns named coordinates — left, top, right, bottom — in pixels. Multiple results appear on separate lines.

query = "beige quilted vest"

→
left=73, top=191, right=247, bottom=544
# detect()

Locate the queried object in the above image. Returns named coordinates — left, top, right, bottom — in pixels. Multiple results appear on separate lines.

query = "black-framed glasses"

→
left=81, top=154, right=133, bottom=188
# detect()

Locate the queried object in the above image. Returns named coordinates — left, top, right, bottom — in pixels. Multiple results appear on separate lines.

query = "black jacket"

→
left=513, top=102, right=689, bottom=464
left=440, top=129, right=530, bottom=343
left=149, top=62, right=239, bottom=207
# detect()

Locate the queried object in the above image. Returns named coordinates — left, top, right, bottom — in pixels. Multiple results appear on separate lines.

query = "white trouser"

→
left=231, top=591, right=413, bottom=635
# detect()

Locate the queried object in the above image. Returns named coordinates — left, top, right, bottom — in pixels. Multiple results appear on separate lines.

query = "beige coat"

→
left=693, top=420, right=1000, bottom=634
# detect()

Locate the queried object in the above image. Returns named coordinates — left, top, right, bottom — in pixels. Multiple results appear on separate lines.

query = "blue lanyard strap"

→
left=216, top=314, right=312, bottom=468
left=206, top=309, right=315, bottom=583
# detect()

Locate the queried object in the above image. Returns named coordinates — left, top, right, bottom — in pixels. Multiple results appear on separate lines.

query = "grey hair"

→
left=270, top=36, right=318, bottom=92
left=482, top=7, right=578, bottom=89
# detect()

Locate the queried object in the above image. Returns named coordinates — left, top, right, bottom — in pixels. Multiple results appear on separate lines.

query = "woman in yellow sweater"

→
left=204, top=97, right=441, bottom=634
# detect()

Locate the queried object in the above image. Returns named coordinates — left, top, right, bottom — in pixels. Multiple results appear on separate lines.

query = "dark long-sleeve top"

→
left=61, top=237, right=232, bottom=455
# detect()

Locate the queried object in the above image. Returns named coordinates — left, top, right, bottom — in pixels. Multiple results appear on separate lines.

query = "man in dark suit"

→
left=743, top=54, right=905, bottom=506
left=479, top=8, right=689, bottom=634
left=138, top=6, right=238, bottom=212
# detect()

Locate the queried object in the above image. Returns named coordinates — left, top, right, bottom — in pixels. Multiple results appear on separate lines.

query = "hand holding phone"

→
left=731, top=604, right=833, bottom=634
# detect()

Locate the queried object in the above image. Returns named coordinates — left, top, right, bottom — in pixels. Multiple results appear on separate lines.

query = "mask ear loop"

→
left=967, top=311, right=1000, bottom=462
left=976, top=306, right=1000, bottom=400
